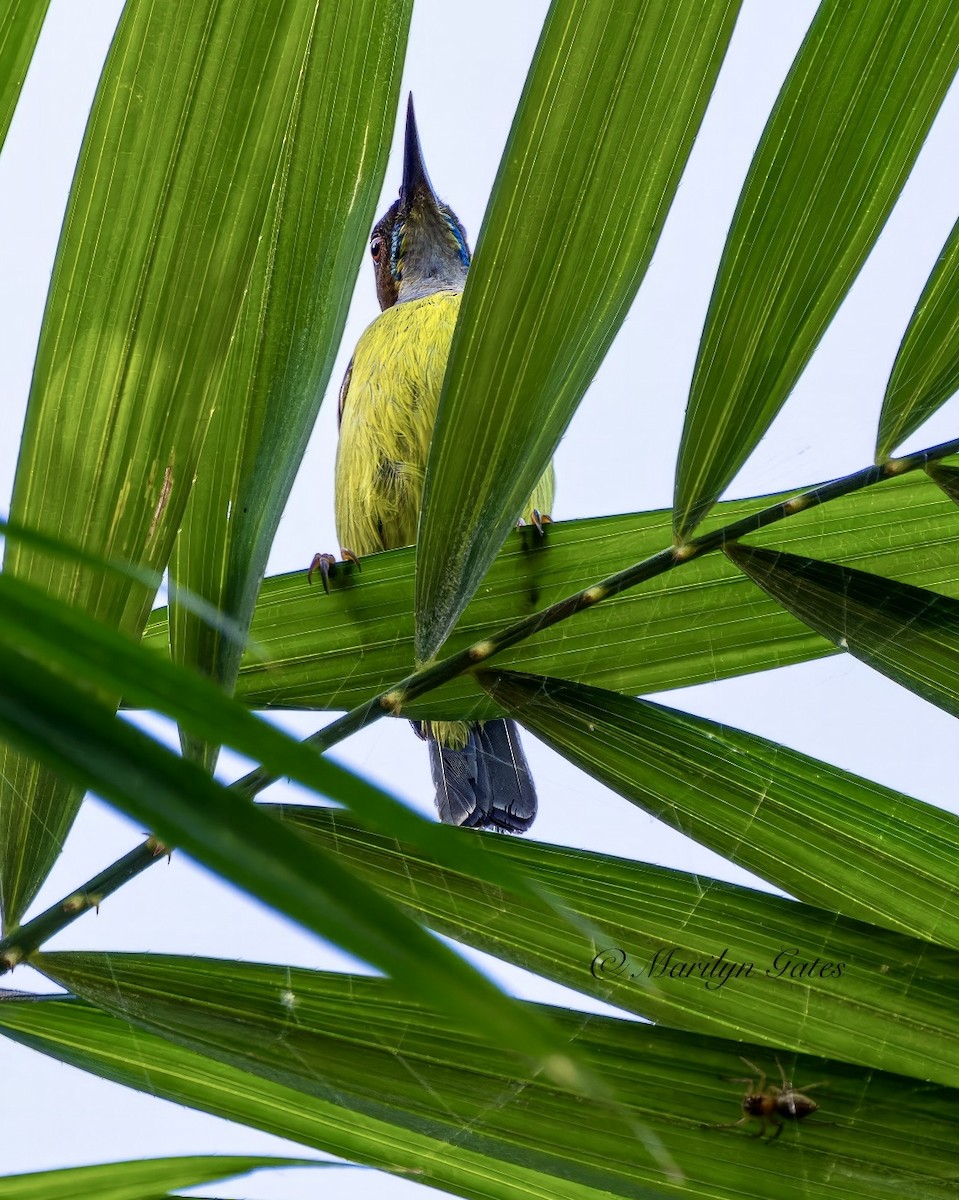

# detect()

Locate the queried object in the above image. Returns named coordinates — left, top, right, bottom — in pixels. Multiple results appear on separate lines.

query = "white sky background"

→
left=2, top=2, right=959, bottom=1197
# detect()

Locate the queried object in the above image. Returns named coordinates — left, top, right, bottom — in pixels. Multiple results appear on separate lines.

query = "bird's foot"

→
left=516, top=510, right=552, bottom=536
left=531, top=509, right=552, bottom=535
left=307, top=548, right=360, bottom=594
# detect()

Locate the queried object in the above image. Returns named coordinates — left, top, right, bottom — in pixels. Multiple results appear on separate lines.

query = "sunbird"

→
left=315, top=96, right=554, bottom=832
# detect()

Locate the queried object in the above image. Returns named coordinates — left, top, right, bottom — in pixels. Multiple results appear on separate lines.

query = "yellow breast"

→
left=334, top=289, right=555, bottom=557
left=335, top=292, right=460, bottom=555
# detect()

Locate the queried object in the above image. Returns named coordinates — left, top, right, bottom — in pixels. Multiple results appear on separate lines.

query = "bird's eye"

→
left=370, top=236, right=383, bottom=261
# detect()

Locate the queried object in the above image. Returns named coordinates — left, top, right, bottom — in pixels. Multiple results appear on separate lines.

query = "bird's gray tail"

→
left=412, top=718, right=537, bottom=833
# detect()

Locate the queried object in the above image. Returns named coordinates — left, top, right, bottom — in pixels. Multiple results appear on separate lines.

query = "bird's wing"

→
left=336, top=355, right=354, bottom=430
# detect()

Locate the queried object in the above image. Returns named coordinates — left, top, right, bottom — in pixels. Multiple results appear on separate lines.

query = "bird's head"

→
left=370, top=95, right=471, bottom=310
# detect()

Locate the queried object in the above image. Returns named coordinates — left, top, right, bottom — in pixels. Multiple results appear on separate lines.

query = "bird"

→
left=314, top=95, right=554, bottom=833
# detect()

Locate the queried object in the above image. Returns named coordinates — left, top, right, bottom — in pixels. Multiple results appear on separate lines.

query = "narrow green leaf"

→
left=281, top=808, right=959, bottom=1080
left=170, top=0, right=411, bottom=768
left=0, top=643, right=573, bottom=1069
left=0, top=1156, right=312, bottom=1200
left=472, top=672, right=959, bottom=945
left=143, top=467, right=959, bottom=718
left=0, top=1, right=50, bottom=154
left=0, top=567, right=593, bottom=941
left=878, top=216, right=959, bottom=458
left=415, top=0, right=741, bottom=659
left=0, top=995, right=604, bottom=1200
left=0, top=515, right=256, bottom=649
left=34, top=954, right=670, bottom=1190
left=727, top=544, right=959, bottom=718
left=22, top=959, right=959, bottom=1199
left=675, top=0, right=959, bottom=536
left=927, top=460, right=959, bottom=508
left=1, top=0, right=342, bottom=925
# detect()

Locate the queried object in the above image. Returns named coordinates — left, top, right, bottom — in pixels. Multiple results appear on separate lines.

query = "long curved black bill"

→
left=401, top=93, right=437, bottom=205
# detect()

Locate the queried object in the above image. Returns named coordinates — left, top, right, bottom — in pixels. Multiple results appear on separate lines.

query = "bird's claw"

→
left=308, top=548, right=360, bottom=594
left=308, top=553, right=336, bottom=593
left=517, top=510, right=552, bottom=536
left=531, top=509, right=552, bottom=535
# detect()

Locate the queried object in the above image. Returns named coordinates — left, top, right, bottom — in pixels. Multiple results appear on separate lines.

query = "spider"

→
left=709, top=1057, right=824, bottom=1139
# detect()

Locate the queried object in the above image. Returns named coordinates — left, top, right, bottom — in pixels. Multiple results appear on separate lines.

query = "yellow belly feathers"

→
left=335, top=290, right=554, bottom=557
